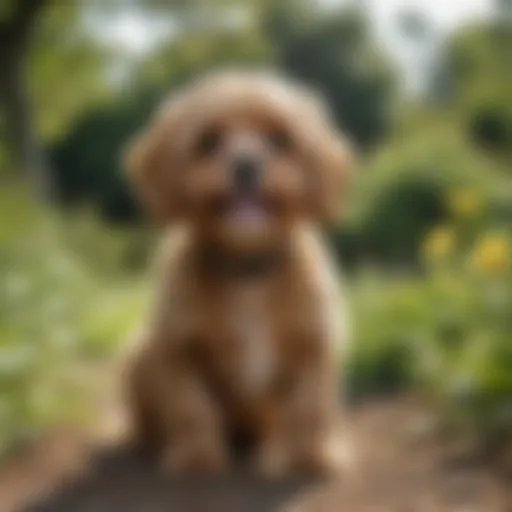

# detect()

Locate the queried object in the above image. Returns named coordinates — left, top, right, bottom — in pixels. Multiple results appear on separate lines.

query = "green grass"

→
left=0, top=185, right=511, bottom=456
left=0, top=188, right=149, bottom=453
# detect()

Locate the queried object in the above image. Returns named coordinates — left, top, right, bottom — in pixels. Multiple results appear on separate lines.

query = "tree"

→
left=1, top=0, right=110, bottom=198
left=0, top=0, right=48, bottom=194
left=49, top=0, right=398, bottom=219
left=433, top=21, right=512, bottom=159
left=49, top=11, right=269, bottom=222
left=262, top=5, right=395, bottom=150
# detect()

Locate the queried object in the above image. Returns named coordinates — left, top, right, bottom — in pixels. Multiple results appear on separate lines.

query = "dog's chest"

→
left=228, top=284, right=275, bottom=396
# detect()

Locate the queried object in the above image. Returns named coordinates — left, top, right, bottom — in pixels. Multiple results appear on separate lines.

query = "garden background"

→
left=0, top=0, right=511, bottom=476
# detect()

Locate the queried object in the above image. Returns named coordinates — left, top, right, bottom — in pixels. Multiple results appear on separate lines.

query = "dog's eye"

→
left=196, top=129, right=223, bottom=157
left=266, top=129, right=292, bottom=153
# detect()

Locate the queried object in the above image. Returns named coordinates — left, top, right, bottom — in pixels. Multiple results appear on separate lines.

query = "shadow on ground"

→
left=2, top=398, right=510, bottom=512
left=24, top=447, right=314, bottom=512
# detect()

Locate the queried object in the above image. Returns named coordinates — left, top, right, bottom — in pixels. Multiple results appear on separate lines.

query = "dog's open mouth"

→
left=228, top=195, right=269, bottom=223
left=210, top=194, right=275, bottom=230
left=216, top=194, right=274, bottom=229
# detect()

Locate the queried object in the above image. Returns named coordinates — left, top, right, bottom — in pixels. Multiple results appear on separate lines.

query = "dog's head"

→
left=125, top=71, right=354, bottom=252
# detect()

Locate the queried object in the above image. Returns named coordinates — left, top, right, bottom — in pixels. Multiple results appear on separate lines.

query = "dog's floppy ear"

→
left=311, top=126, right=354, bottom=224
left=301, top=98, right=355, bottom=225
left=124, top=100, right=184, bottom=223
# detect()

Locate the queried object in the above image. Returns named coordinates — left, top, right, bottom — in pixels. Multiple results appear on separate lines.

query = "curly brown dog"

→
left=123, top=70, right=354, bottom=477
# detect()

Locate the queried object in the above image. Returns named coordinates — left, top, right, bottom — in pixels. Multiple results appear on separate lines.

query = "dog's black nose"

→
left=233, top=157, right=260, bottom=192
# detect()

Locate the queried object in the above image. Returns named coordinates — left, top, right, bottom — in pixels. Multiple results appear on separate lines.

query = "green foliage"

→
left=49, top=91, right=155, bottom=222
left=348, top=272, right=512, bottom=442
left=434, top=21, right=512, bottom=161
left=48, top=17, right=271, bottom=221
left=140, top=16, right=270, bottom=87
left=1, top=175, right=511, bottom=452
left=0, top=187, right=148, bottom=453
left=48, top=3, right=395, bottom=219
left=28, top=2, right=109, bottom=141
left=367, top=275, right=509, bottom=439
left=335, top=126, right=509, bottom=268
left=0, top=0, right=16, bottom=21
left=270, top=7, right=395, bottom=149
left=1, top=0, right=511, bottom=457
left=347, top=200, right=512, bottom=443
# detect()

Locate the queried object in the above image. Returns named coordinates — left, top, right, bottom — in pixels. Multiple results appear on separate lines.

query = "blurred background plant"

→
left=0, top=0, right=511, bottom=457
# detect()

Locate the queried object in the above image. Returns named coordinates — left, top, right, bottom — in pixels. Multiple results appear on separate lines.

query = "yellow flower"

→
left=471, top=233, right=510, bottom=275
left=422, top=226, right=456, bottom=264
left=448, top=188, right=482, bottom=217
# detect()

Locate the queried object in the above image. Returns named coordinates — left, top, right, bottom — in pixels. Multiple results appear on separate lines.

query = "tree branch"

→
left=0, top=0, right=47, bottom=47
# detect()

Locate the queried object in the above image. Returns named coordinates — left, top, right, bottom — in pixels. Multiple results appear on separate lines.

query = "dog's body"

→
left=123, top=71, right=353, bottom=476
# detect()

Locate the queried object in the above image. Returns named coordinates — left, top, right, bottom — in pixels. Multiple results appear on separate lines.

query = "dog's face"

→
left=126, top=72, right=353, bottom=252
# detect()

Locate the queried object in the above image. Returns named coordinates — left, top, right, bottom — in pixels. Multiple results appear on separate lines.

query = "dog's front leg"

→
left=286, top=337, right=344, bottom=476
left=127, top=341, right=228, bottom=475
left=160, top=360, right=228, bottom=474
left=254, top=337, right=342, bottom=478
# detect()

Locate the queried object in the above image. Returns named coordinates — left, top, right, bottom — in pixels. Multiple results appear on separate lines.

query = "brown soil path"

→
left=1, top=398, right=510, bottom=512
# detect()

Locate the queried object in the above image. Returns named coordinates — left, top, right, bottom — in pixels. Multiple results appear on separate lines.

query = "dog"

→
left=122, top=70, right=353, bottom=477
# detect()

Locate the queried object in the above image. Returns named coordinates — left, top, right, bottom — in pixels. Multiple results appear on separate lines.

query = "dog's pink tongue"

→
left=231, top=197, right=267, bottom=223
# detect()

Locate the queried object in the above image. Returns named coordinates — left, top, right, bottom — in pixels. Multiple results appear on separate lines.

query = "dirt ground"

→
left=0, top=397, right=510, bottom=512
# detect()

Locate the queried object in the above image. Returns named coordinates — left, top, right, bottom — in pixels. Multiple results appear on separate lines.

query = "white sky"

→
left=364, top=0, right=495, bottom=92
left=97, top=0, right=495, bottom=93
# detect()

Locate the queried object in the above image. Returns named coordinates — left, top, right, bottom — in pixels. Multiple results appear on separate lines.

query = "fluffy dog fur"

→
left=123, top=71, right=353, bottom=477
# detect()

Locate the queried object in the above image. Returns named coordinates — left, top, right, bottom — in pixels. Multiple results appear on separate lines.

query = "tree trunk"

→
left=0, top=0, right=50, bottom=198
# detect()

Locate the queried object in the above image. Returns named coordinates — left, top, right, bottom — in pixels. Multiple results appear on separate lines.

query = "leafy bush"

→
left=1, top=179, right=510, bottom=455
left=346, top=189, right=512, bottom=445
left=334, top=128, right=509, bottom=268
left=0, top=188, right=147, bottom=453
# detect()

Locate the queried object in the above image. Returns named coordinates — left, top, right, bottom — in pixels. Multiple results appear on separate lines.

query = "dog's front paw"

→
left=161, top=440, right=228, bottom=475
left=255, top=440, right=293, bottom=479
left=293, top=436, right=349, bottom=477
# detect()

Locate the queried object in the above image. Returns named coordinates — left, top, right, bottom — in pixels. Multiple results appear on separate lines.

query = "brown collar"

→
left=196, top=243, right=289, bottom=281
